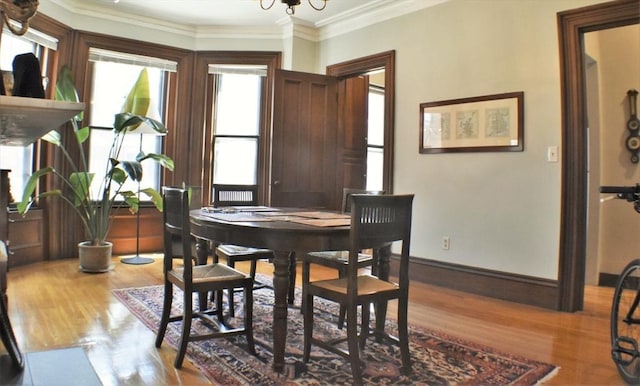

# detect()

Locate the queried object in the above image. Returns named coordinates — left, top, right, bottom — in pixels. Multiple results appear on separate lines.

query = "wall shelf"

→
left=0, top=96, right=84, bottom=146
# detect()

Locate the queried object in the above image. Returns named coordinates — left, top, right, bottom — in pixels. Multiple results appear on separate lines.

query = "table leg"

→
left=195, top=237, right=209, bottom=265
left=375, top=244, right=391, bottom=336
left=288, top=252, right=296, bottom=305
left=194, top=238, right=210, bottom=310
left=271, top=250, right=292, bottom=373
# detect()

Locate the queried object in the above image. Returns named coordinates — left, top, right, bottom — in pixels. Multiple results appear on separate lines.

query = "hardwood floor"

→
left=0, top=256, right=624, bottom=385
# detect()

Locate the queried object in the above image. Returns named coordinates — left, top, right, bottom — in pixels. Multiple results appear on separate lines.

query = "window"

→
left=88, top=49, right=176, bottom=201
left=367, top=84, right=385, bottom=191
left=0, top=29, right=57, bottom=203
left=210, top=65, right=265, bottom=188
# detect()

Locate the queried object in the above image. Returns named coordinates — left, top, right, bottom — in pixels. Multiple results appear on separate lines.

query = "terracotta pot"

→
left=78, top=241, right=113, bottom=273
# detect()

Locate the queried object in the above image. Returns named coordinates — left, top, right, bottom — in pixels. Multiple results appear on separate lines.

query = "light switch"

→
left=547, top=146, right=558, bottom=162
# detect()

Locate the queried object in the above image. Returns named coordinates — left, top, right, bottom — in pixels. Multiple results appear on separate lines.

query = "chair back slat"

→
left=213, top=184, right=259, bottom=207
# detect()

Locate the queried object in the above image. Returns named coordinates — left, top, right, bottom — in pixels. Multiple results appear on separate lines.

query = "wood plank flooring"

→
left=0, top=256, right=623, bottom=385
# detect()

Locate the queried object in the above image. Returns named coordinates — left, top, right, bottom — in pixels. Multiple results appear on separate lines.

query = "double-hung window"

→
left=209, top=65, right=265, bottom=190
left=367, top=83, right=385, bottom=191
left=88, top=48, right=176, bottom=200
left=0, top=29, right=57, bottom=204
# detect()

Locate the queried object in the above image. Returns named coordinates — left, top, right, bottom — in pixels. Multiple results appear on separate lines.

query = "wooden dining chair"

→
left=155, top=187, right=256, bottom=368
left=303, top=194, right=414, bottom=384
left=212, top=184, right=295, bottom=316
left=301, top=188, right=384, bottom=328
left=0, top=241, right=24, bottom=370
left=212, top=184, right=274, bottom=316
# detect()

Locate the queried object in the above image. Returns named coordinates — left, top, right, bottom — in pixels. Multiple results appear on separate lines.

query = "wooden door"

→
left=271, top=69, right=339, bottom=209
left=337, top=76, right=368, bottom=204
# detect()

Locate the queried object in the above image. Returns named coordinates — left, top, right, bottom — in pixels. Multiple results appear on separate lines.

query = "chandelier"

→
left=0, top=0, right=39, bottom=35
left=260, top=0, right=328, bottom=15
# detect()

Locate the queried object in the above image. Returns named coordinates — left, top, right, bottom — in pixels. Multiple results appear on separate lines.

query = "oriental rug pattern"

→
left=112, top=281, right=558, bottom=385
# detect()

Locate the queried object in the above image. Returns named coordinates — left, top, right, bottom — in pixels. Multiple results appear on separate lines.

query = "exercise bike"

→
left=601, top=184, right=640, bottom=383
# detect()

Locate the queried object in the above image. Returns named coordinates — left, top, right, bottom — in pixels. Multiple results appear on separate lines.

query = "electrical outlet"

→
left=442, top=236, right=450, bottom=250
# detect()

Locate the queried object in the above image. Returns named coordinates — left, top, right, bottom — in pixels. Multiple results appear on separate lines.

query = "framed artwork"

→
left=419, top=91, right=524, bottom=153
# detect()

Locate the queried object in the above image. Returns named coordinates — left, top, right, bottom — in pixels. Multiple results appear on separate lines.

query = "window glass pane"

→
left=0, top=32, right=38, bottom=202
left=88, top=129, right=162, bottom=199
left=214, top=73, right=261, bottom=136
left=89, top=60, right=166, bottom=199
left=213, top=138, right=257, bottom=185
left=90, top=61, right=164, bottom=127
left=0, top=32, right=36, bottom=70
left=0, top=148, right=33, bottom=203
left=368, top=89, right=385, bottom=146
left=366, top=147, right=383, bottom=191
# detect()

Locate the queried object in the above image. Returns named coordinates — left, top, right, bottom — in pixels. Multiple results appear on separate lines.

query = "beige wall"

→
left=318, top=0, right=608, bottom=280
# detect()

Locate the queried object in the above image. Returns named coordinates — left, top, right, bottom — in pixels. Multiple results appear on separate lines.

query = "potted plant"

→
left=17, top=65, right=174, bottom=272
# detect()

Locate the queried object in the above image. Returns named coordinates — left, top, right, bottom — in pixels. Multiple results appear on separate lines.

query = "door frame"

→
left=557, top=0, right=639, bottom=311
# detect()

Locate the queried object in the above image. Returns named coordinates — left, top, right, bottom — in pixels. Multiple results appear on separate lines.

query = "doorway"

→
left=557, top=0, right=639, bottom=311
left=327, top=50, right=395, bottom=196
left=585, top=24, right=640, bottom=288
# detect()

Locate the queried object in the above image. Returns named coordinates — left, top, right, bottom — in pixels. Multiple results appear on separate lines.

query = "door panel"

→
left=338, top=76, right=368, bottom=200
left=271, top=69, right=338, bottom=209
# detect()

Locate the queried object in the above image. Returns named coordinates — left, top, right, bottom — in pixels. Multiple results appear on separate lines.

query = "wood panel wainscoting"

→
left=7, top=210, right=44, bottom=268
left=390, top=256, right=558, bottom=310
left=108, top=208, right=163, bottom=256
left=5, top=208, right=163, bottom=266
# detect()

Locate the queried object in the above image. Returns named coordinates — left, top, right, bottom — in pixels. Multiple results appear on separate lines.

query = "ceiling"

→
left=51, top=0, right=445, bottom=32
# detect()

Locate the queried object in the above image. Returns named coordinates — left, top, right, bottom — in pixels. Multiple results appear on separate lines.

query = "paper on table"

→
left=284, top=211, right=350, bottom=219
left=199, top=212, right=275, bottom=222
left=202, top=206, right=279, bottom=213
left=256, top=211, right=297, bottom=217
left=228, top=206, right=279, bottom=212
left=287, top=218, right=351, bottom=227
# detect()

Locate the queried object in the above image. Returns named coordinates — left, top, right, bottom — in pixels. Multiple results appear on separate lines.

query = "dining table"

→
left=189, top=206, right=392, bottom=373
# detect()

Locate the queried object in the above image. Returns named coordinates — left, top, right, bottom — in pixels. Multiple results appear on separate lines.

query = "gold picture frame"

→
left=419, top=91, right=524, bottom=153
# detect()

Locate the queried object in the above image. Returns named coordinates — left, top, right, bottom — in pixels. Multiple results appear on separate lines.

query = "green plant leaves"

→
left=76, top=126, right=90, bottom=144
left=41, top=130, right=61, bottom=146
left=141, top=188, right=163, bottom=211
left=120, top=160, right=143, bottom=182
left=121, top=68, right=151, bottom=116
left=69, top=172, right=94, bottom=206
left=137, top=152, right=174, bottom=171
left=114, top=112, right=167, bottom=135
left=17, top=167, right=55, bottom=214
left=55, top=64, right=83, bottom=122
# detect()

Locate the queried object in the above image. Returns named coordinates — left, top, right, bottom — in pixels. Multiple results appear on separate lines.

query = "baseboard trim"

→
left=390, top=256, right=559, bottom=310
left=598, top=272, right=617, bottom=288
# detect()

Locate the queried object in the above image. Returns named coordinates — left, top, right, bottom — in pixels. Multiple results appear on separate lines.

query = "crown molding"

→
left=43, top=0, right=449, bottom=42
left=318, top=0, right=450, bottom=40
left=278, top=17, right=320, bottom=42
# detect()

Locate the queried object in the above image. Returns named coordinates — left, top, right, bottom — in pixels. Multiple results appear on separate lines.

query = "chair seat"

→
left=217, top=244, right=273, bottom=259
left=169, top=263, right=250, bottom=284
left=215, top=240, right=280, bottom=318
left=305, top=250, right=373, bottom=269
left=309, top=274, right=398, bottom=297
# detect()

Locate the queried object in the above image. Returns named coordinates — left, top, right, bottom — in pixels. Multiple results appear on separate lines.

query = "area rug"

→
left=112, top=278, right=558, bottom=385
